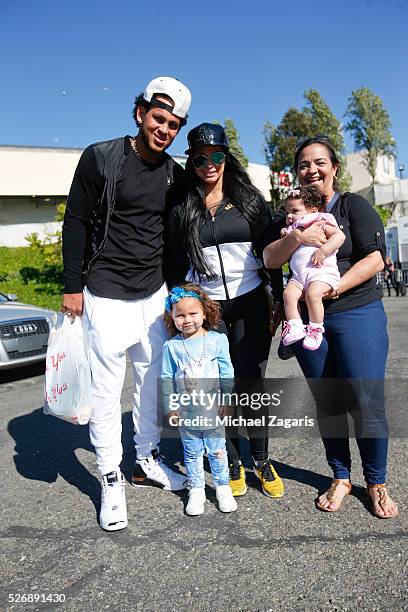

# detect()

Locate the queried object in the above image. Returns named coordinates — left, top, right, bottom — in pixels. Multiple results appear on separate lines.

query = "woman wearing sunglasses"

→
left=165, top=122, right=284, bottom=500
left=264, top=134, right=398, bottom=519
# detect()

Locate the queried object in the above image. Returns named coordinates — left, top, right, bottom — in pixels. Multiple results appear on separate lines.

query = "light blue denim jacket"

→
left=161, top=330, right=234, bottom=429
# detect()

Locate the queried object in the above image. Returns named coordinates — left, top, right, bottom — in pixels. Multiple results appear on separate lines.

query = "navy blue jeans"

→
left=294, top=300, right=389, bottom=484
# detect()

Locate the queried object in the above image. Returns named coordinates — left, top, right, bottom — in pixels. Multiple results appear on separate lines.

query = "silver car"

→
left=0, top=292, right=57, bottom=369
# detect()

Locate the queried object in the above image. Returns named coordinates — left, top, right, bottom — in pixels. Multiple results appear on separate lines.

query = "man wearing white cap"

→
left=61, top=77, right=192, bottom=531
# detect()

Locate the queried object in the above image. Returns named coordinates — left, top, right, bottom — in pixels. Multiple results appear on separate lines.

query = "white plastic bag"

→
left=43, top=315, right=92, bottom=425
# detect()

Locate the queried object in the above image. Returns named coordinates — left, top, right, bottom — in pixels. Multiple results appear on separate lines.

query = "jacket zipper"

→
left=210, top=211, right=230, bottom=300
left=84, top=195, right=113, bottom=283
left=84, top=151, right=129, bottom=283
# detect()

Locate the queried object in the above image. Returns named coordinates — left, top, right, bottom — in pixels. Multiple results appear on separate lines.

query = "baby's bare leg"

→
left=284, top=281, right=304, bottom=321
left=305, top=281, right=332, bottom=324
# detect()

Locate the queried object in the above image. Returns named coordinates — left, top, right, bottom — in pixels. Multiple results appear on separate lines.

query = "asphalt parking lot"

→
left=1, top=297, right=407, bottom=611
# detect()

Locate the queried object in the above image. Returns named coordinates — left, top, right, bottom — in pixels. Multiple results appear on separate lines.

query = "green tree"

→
left=263, top=107, right=311, bottom=173
left=374, top=204, right=392, bottom=227
left=304, top=89, right=351, bottom=192
left=263, top=107, right=312, bottom=209
left=345, top=87, right=396, bottom=184
left=303, top=90, right=343, bottom=148
left=25, top=202, right=66, bottom=267
left=264, top=90, right=351, bottom=207
left=224, top=118, right=248, bottom=167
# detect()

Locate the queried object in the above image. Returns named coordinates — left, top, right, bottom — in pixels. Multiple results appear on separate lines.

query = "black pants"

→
left=385, top=273, right=399, bottom=296
left=218, top=284, right=272, bottom=463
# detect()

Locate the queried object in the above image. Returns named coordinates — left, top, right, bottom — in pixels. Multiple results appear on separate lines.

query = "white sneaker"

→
left=100, top=471, right=128, bottom=531
left=132, top=449, right=187, bottom=491
left=302, top=324, right=324, bottom=351
left=216, top=484, right=238, bottom=513
left=186, top=488, right=206, bottom=516
left=281, top=320, right=307, bottom=346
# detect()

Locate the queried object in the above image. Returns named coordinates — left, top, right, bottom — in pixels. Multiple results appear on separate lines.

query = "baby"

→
left=280, top=186, right=345, bottom=350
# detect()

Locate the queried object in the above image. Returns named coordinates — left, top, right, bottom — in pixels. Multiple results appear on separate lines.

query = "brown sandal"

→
left=367, top=484, right=399, bottom=519
left=316, top=479, right=352, bottom=512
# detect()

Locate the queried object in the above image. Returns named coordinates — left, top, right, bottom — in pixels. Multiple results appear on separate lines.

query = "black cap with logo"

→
left=185, top=123, right=229, bottom=154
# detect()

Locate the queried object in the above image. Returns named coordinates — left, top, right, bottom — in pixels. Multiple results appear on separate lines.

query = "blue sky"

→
left=1, top=0, right=407, bottom=172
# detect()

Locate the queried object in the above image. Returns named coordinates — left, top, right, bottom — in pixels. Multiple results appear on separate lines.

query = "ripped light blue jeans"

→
left=179, top=427, right=229, bottom=488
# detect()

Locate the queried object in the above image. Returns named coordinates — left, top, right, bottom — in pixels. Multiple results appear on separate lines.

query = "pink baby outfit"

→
left=286, top=212, right=341, bottom=291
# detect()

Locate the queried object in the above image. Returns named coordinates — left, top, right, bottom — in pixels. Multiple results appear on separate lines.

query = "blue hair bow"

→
left=165, top=286, right=202, bottom=312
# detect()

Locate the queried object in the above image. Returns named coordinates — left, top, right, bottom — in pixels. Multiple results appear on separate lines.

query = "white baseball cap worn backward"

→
left=143, top=77, right=191, bottom=119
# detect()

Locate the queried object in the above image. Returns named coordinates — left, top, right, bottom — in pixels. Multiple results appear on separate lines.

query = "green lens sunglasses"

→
left=192, top=151, right=226, bottom=168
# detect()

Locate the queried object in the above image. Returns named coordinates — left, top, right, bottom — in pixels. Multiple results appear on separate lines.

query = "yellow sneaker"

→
left=253, top=459, right=284, bottom=498
left=229, top=462, right=247, bottom=497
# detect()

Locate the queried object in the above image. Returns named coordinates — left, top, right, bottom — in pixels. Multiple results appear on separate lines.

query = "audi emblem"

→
left=14, top=323, right=38, bottom=334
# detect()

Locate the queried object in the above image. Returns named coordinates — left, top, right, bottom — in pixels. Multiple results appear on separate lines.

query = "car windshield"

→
left=0, top=293, right=9, bottom=304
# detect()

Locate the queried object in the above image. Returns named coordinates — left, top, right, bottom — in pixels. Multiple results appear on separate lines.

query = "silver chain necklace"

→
left=182, top=332, right=207, bottom=367
left=129, top=136, right=141, bottom=158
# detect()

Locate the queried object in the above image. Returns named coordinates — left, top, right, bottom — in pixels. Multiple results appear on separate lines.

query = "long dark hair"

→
left=179, top=151, right=270, bottom=279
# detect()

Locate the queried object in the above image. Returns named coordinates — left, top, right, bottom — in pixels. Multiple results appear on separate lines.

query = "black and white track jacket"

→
left=165, top=198, right=283, bottom=302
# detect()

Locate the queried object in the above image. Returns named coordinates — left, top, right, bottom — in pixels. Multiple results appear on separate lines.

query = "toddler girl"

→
left=161, top=284, right=237, bottom=516
left=281, top=186, right=345, bottom=350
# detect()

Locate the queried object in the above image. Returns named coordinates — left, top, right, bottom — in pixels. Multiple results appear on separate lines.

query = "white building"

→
left=0, top=145, right=82, bottom=247
left=345, top=151, right=397, bottom=192
left=344, top=151, right=408, bottom=265
left=345, top=151, right=408, bottom=223
left=0, top=145, right=272, bottom=247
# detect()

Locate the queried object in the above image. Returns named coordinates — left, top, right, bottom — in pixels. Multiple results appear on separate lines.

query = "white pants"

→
left=83, top=284, right=168, bottom=476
